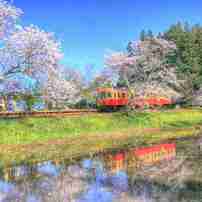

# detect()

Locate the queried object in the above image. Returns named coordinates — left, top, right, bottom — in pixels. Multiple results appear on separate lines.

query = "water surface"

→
left=0, top=138, right=202, bottom=202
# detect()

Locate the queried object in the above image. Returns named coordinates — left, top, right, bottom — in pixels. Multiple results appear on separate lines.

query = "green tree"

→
left=165, top=22, right=202, bottom=89
left=140, top=30, right=146, bottom=41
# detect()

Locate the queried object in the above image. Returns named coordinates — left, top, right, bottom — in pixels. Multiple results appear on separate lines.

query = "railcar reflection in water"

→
left=0, top=141, right=201, bottom=202
left=103, top=143, right=176, bottom=173
left=2, top=143, right=176, bottom=182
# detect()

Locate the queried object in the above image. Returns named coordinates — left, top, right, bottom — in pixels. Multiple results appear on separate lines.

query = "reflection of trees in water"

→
left=128, top=154, right=200, bottom=202
left=3, top=164, right=38, bottom=182
left=0, top=163, right=90, bottom=202
left=0, top=163, right=198, bottom=202
left=0, top=143, right=201, bottom=202
left=98, top=146, right=197, bottom=202
left=37, top=170, right=89, bottom=202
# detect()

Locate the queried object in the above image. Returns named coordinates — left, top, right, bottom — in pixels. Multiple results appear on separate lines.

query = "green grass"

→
left=0, top=109, right=201, bottom=145
left=0, top=109, right=202, bottom=166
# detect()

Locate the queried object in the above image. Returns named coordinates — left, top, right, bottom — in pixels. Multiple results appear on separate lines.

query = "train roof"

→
left=96, top=87, right=128, bottom=93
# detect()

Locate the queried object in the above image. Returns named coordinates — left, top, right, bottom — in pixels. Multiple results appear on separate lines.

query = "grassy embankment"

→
left=0, top=109, right=202, bottom=166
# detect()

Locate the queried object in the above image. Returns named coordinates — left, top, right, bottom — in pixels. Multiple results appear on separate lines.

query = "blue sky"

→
left=10, top=0, right=202, bottom=73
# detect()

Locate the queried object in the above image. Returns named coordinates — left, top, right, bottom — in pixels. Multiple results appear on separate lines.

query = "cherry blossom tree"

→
left=105, top=38, right=183, bottom=99
left=0, top=0, right=22, bottom=82
left=1, top=26, right=63, bottom=80
left=105, top=38, right=177, bottom=84
left=0, top=0, right=22, bottom=39
left=0, top=25, right=66, bottom=110
left=0, top=1, right=81, bottom=110
left=41, top=70, right=80, bottom=110
left=61, top=65, right=84, bottom=90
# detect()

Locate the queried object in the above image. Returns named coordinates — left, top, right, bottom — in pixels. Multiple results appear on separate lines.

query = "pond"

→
left=0, top=137, right=202, bottom=202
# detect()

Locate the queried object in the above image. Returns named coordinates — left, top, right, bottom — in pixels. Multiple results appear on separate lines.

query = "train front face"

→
left=96, top=88, right=129, bottom=108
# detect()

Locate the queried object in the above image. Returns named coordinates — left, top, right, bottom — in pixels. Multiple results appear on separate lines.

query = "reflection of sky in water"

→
left=82, top=159, right=93, bottom=169
left=110, top=171, right=129, bottom=193
left=37, top=161, right=59, bottom=176
left=79, top=158, right=129, bottom=202
left=26, top=194, right=41, bottom=202
left=0, top=180, right=15, bottom=193
left=77, top=170, right=129, bottom=202
left=0, top=180, right=21, bottom=202
left=78, top=184, right=113, bottom=202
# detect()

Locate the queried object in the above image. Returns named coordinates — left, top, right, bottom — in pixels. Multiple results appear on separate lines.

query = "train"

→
left=96, top=88, right=129, bottom=107
left=96, top=87, right=173, bottom=110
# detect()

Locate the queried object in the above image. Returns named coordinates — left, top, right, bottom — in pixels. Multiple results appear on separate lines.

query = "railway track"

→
left=0, top=109, right=98, bottom=118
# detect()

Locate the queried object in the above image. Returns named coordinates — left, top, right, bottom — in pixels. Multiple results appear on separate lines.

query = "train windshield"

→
left=98, top=92, right=112, bottom=99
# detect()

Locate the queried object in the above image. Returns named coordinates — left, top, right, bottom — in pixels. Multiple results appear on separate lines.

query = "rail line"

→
left=0, top=109, right=98, bottom=118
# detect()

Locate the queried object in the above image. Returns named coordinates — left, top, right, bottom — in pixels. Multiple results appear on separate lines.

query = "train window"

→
left=100, top=92, right=105, bottom=99
left=118, top=92, right=121, bottom=98
left=104, top=92, right=107, bottom=98
left=107, top=92, right=112, bottom=98
left=122, top=93, right=126, bottom=98
left=99, top=93, right=102, bottom=99
left=98, top=93, right=100, bottom=99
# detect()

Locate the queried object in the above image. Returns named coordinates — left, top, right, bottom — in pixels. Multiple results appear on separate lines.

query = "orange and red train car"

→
left=96, top=87, right=172, bottom=109
left=131, top=97, right=172, bottom=108
left=96, top=88, right=129, bottom=107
